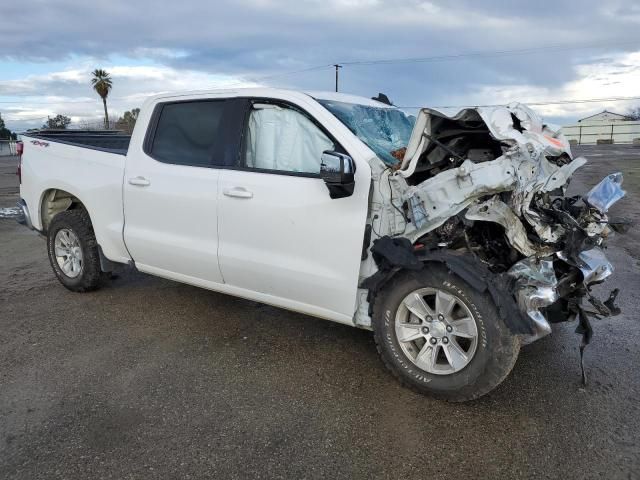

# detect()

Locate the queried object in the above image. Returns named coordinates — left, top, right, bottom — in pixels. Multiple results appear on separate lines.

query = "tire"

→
left=372, top=264, right=520, bottom=402
left=46, top=209, right=106, bottom=292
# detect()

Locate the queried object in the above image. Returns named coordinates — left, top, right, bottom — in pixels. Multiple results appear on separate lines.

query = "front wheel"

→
left=47, top=209, right=106, bottom=292
left=372, top=265, right=520, bottom=402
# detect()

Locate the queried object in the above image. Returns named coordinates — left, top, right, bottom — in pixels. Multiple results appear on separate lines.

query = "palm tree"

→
left=91, top=69, right=113, bottom=129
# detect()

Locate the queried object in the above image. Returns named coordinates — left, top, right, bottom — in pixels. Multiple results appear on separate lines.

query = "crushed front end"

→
left=375, top=103, right=627, bottom=362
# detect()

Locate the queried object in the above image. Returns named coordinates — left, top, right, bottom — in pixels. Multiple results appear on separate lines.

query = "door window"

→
left=243, top=103, right=335, bottom=174
left=149, top=100, right=226, bottom=167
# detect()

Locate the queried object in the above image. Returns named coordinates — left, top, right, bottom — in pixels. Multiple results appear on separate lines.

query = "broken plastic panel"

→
left=583, top=172, right=626, bottom=213
left=508, top=257, right=557, bottom=289
left=509, top=102, right=543, bottom=133
left=577, top=247, right=614, bottom=285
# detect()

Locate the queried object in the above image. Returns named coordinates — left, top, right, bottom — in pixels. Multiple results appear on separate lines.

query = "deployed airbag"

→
left=245, top=104, right=334, bottom=173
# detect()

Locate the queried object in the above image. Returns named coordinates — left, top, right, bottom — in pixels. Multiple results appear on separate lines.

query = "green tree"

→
left=91, top=68, right=113, bottom=129
left=115, top=108, right=140, bottom=134
left=42, top=114, right=72, bottom=129
left=0, top=112, right=16, bottom=139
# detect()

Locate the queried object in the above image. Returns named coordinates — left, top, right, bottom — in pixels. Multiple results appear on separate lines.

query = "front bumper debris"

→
left=508, top=257, right=557, bottom=344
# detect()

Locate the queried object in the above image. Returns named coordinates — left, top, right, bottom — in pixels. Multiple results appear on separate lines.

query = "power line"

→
left=2, top=39, right=638, bottom=104
left=209, top=64, right=335, bottom=89
left=339, top=40, right=640, bottom=66
left=216, top=39, right=640, bottom=88
left=399, top=95, right=640, bottom=110
left=1, top=39, right=639, bottom=111
left=4, top=94, right=639, bottom=112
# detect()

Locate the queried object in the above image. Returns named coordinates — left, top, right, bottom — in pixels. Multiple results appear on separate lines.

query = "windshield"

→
left=317, top=99, right=415, bottom=165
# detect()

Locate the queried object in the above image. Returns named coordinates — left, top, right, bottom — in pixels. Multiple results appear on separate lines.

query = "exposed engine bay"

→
left=359, top=103, right=627, bottom=380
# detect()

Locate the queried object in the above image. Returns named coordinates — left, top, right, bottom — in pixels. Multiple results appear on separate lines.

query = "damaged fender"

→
left=361, top=240, right=534, bottom=335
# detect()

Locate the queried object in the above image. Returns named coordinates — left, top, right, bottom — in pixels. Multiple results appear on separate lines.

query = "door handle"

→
left=128, top=176, right=151, bottom=187
left=223, top=187, right=253, bottom=199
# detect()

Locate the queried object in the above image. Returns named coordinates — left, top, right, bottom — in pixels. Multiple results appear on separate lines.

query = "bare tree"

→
left=627, top=106, right=640, bottom=121
left=76, top=118, right=118, bottom=130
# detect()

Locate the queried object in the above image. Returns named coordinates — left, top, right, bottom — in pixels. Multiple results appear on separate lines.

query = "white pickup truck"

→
left=17, top=88, right=625, bottom=401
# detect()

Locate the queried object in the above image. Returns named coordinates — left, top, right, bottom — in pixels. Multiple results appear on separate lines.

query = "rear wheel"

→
left=47, top=209, right=106, bottom=292
left=372, top=265, right=520, bottom=402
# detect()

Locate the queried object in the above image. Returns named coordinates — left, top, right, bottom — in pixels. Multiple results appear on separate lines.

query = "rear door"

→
left=217, top=99, right=370, bottom=322
left=123, top=97, right=244, bottom=283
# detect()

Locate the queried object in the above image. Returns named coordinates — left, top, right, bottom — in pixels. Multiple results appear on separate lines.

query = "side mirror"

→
left=320, top=151, right=355, bottom=199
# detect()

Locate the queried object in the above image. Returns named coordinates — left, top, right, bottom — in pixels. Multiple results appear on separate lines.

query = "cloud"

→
left=411, top=51, right=640, bottom=123
left=0, top=64, right=257, bottom=129
left=1, top=0, right=639, bottom=129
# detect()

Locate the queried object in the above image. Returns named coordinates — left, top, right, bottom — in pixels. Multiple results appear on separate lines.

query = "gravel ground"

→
left=1, top=146, right=639, bottom=479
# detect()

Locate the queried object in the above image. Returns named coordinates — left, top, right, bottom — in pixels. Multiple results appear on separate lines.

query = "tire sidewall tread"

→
left=372, top=265, right=520, bottom=402
left=46, top=209, right=104, bottom=292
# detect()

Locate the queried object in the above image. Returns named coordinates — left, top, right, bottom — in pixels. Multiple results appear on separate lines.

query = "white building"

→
left=561, top=110, right=640, bottom=145
left=576, top=111, right=631, bottom=124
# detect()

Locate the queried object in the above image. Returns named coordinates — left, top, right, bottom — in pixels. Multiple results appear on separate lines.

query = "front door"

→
left=217, top=100, right=370, bottom=322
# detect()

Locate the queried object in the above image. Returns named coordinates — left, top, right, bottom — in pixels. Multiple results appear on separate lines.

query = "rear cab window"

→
left=144, top=98, right=246, bottom=168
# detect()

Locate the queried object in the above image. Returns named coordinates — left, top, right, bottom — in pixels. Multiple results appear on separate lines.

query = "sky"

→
left=1, top=0, right=640, bottom=131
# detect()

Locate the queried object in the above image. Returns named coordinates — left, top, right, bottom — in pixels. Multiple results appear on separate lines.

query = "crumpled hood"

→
left=398, top=104, right=590, bottom=247
left=477, top=102, right=570, bottom=154
left=399, top=102, right=571, bottom=177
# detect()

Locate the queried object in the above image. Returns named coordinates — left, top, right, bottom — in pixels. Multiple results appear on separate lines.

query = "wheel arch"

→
left=363, top=250, right=534, bottom=335
left=39, top=188, right=91, bottom=233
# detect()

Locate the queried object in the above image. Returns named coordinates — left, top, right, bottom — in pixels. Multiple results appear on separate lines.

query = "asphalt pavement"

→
left=1, top=146, right=639, bottom=479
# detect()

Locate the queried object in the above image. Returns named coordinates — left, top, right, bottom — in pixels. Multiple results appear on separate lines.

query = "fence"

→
left=0, top=140, right=17, bottom=157
left=561, top=122, right=640, bottom=145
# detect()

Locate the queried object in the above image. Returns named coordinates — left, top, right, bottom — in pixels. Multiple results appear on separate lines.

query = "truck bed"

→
left=19, top=129, right=130, bottom=264
left=26, top=130, right=131, bottom=155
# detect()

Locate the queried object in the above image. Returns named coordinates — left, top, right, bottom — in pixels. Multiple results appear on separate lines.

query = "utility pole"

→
left=333, top=64, right=342, bottom=92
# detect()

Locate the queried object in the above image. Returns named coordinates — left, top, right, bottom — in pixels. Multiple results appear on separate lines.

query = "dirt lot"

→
left=1, top=146, right=639, bottom=479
